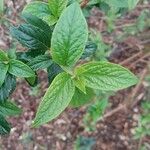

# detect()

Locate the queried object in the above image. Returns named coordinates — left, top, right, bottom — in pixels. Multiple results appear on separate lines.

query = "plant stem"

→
left=138, top=136, right=143, bottom=150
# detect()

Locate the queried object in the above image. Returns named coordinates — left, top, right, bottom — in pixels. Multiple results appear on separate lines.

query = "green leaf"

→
left=16, top=52, right=32, bottom=63
left=0, top=114, right=11, bottom=135
left=33, top=72, right=75, bottom=127
left=84, top=98, right=108, bottom=128
left=142, top=101, right=150, bottom=110
left=87, top=0, right=101, bottom=5
left=21, top=13, right=52, bottom=37
left=14, top=14, right=53, bottom=55
left=91, top=99, right=108, bottom=120
left=27, top=54, right=52, bottom=71
left=105, top=0, right=128, bottom=9
left=26, top=75, right=38, bottom=87
left=51, top=2, right=88, bottom=67
left=141, top=114, right=150, bottom=125
left=47, top=62, right=63, bottom=84
left=48, top=0, right=68, bottom=18
left=73, top=76, right=86, bottom=93
left=43, top=15, right=58, bottom=26
left=0, top=0, right=4, bottom=15
left=68, top=0, right=82, bottom=5
left=23, top=1, right=51, bottom=21
left=81, top=42, right=97, bottom=59
left=128, top=0, right=139, bottom=10
left=7, top=49, right=16, bottom=59
left=10, top=24, right=51, bottom=50
left=22, top=1, right=58, bottom=26
left=137, top=11, right=147, bottom=32
left=0, top=63, right=8, bottom=87
left=8, top=59, right=35, bottom=78
left=75, top=136, right=96, bottom=150
left=0, top=101, right=22, bottom=117
left=76, top=61, right=138, bottom=91
left=26, top=49, right=46, bottom=58
left=0, top=73, right=16, bottom=101
left=0, top=49, right=8, bottom=61
left=70, top=88, right=94, bottom=107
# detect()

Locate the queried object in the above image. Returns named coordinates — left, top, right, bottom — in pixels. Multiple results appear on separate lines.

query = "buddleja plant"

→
left=0, top=0, right=138, bottom=133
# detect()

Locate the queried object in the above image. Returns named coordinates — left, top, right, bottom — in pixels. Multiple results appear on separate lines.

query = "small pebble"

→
left=133, top=108, right=138, bottom=113
left=47, top=136, right=51, bottom=139
left=130, top=128, right=136, bottom=134
left=132, top=114, right=139, bottom=121
left=37, top=136, right=43, bottom=140
left=119, top=135, right=126, bottom=141
left=124, top=140, right=129, bottom=146
left=124, top=122, right=128, bottom=129
left=132, top=121, right=137, bottom=127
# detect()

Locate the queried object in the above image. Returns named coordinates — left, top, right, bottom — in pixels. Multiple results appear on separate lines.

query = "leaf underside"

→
left=0, top=114, right=11, bottom=135
left=0, top=73, right=16, bottom=101
left=70, top=88, right=94, bottom=107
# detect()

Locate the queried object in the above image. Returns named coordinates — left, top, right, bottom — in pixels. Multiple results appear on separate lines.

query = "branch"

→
left=130, top=68, right=148, bottom=107
left=119, top=51, right=143, bottom=66
left=103, top=104, right=126, bottom=119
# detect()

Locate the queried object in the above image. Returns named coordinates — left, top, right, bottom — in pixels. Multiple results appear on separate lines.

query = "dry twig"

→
left=103, top=104, right=126, bottom=119
left=129, top=52, right=150, bottom=68
left=2, top=16, right=17, bottom=25
left=120, top=51, right=143, bottom=66
left=130, top=68, right=148, bottom=107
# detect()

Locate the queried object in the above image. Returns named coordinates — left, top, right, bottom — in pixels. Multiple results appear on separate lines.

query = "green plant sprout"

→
left=134, top=75, right=150, bottom=150
left=0, top=0, right=139, bottom=134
